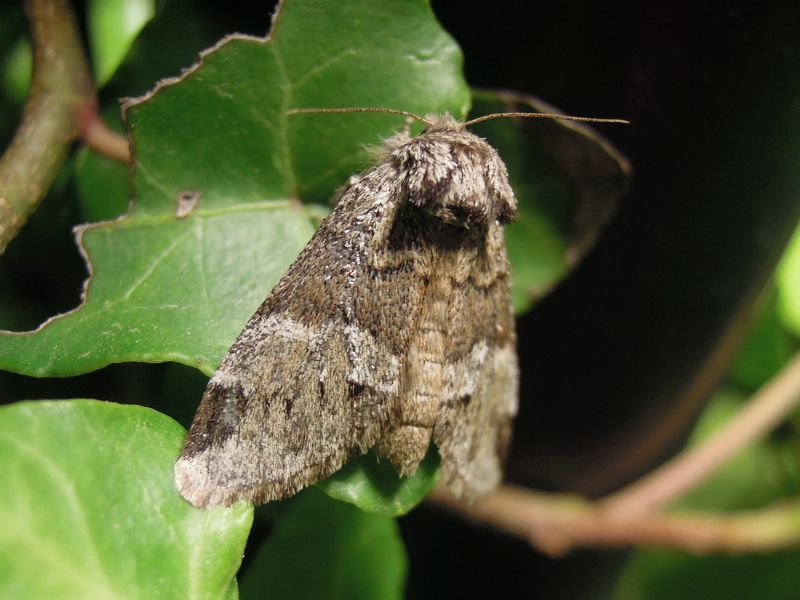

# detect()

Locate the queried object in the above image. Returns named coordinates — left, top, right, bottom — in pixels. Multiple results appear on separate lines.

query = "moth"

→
left=175, top=107, right=624, bottom=507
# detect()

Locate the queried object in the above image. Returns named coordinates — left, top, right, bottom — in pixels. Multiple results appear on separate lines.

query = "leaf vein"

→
left=290, top=48, right=356, bottom=91
left=0, top=431, right=122, bottom=598
left=118, top=230, right=192, bottom=303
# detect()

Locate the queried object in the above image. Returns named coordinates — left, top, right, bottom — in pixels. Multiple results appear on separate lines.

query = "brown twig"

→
left=72, top=101, right=131, bottom=163
left=0, top=0, right=130, bottom=255
left=428, top=350, right=800, bottom=555
left=428, top=483, right=800, bottom=557
left=602, top=351, right=800, bottom=516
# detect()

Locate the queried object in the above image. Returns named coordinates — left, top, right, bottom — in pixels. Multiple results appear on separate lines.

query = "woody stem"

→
left=0, top=0, right=130, bottom=255
left=428, top=483, right=800, bottom=556
left=428, top=350, right=800, bottom=555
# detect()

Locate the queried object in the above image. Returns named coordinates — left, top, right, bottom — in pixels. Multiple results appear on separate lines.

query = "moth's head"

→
left=393, top=117, right=518, bottom=226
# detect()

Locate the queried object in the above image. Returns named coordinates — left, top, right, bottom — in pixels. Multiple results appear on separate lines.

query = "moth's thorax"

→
left=389, top=119, right=518, bottom=226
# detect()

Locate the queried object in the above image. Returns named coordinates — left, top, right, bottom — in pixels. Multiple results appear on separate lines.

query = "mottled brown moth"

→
left=175, top=108, right=626, bottom=507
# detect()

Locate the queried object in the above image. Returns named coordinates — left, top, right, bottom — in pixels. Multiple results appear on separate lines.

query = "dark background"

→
left=2, top=1, right=800, bottom=598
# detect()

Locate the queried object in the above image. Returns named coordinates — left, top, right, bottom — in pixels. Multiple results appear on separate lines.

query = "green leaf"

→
left=0, top=5, right=28, bottom=106
left=0, top=399, right=252, bottom=600
left=777, top=222, right=800, bottom=337
left=0, top=35, right=30, bottom=104
left=88, top=0, right=155, bottom=86
left=239, top=488, right=406, bottom=600
left=0, top=0, right=469, bottom=377
left=0, top=206, right=315, bottom=376
left=319, top=447, right=440, bottom=517
left=730, top=287, right=798, bottom=391
left=614, top=550, right=800, bottom=600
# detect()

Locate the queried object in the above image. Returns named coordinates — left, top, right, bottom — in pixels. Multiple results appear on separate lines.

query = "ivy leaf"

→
left=239, top=488, right=406, bottom=600
left=319, top=447, right=440, bottom=517
left=0, top=399, right=252, bottom=600
left=87, top=0, right=155, bottom=86
left=0, top=0, right=469, bottom=377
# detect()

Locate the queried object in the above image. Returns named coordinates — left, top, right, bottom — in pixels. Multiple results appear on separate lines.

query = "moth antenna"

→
left=463, top=112, right=629, bottom=127
left=287, top=107, right=434, bottom=127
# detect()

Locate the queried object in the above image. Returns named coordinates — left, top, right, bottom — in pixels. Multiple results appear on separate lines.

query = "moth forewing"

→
left=175, top=113, right=519, bottom=507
